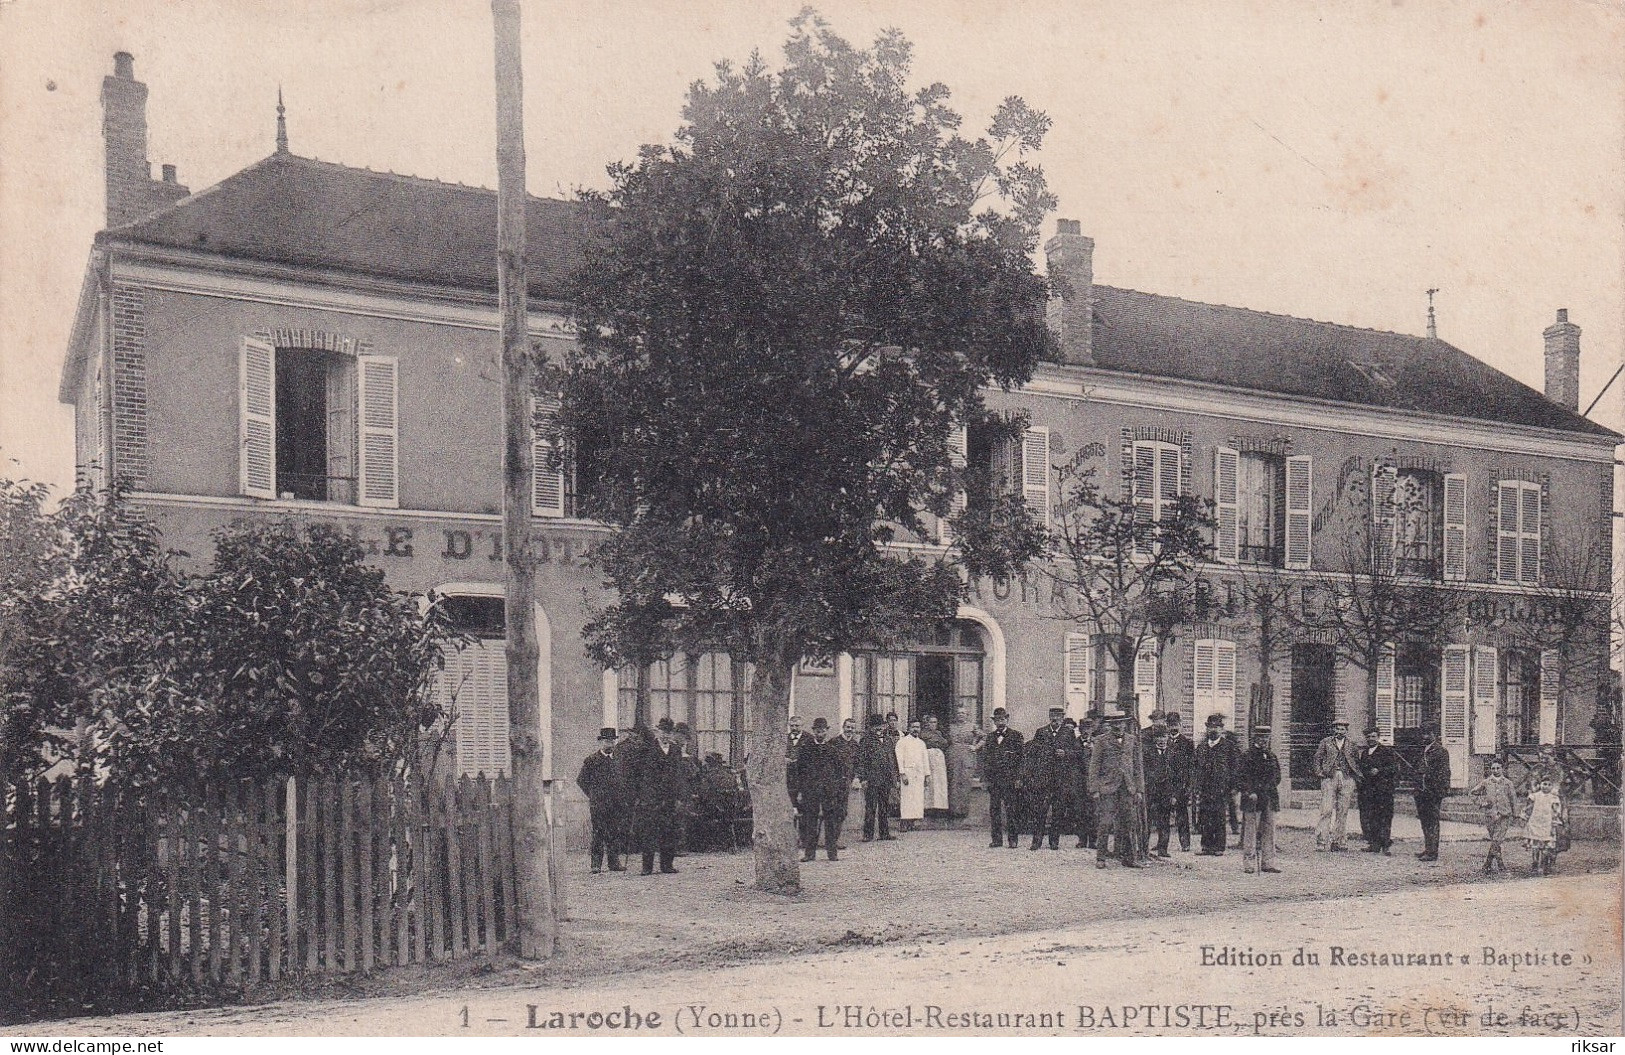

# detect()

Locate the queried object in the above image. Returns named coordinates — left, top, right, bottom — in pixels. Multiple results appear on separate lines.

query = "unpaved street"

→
left=37, top=870, right=1622, bottom=1037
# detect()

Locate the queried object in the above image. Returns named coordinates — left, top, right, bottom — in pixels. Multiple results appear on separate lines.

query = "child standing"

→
left=1468, top=761, right=1517, bottom=875
left=1523, top=777, right=1566, bottom=876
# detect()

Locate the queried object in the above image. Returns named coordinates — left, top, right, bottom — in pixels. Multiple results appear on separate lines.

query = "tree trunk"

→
left=744, top=653, right=801, bottom=894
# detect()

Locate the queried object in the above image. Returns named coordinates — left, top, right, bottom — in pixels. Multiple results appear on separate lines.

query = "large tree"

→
left=561, top=12, right=1055, bottom=892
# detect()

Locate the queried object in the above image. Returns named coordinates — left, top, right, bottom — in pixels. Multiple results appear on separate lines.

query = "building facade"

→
left=61, top=56, right=1617, bottom=800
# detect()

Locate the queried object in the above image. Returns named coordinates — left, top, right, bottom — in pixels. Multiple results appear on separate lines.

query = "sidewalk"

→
left=1275, top=804, right=1482, bottom=843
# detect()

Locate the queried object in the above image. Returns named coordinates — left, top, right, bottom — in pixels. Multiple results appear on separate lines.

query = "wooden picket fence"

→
left=1, top=773, right=530, bottom=1021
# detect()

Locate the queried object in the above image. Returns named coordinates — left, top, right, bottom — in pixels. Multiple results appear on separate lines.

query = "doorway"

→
left=915, top=655, right=953, bottom=732
left=1290, top=644, right=1335, bottom=789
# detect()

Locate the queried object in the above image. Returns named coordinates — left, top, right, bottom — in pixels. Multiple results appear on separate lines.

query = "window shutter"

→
left=356, top=355, right=399, bottom=508
left=1519, top=484, right=1542, bottom=585
left=1374, top=644, right=1396, bottom=745
left=1022, top=426, right=1051, bottom=527
left=239, top=336, right=277, bottom=499
left=1442, top=473, right=1467, bottom=581
left=1192, top=639, right=1216, bottom=724
left=1064, top=631, right=1092, bottom=718
left=1442, top=645, right=1470, bottom=786
left=1134, top=637, right=1159, bottom=724
left=1370, top=463, right=1397, bottom=574
left=1214, top=639, right=1240, bottom=732
left=531, top=395, right=566, bottom=517
left=1214, top=447, right=1239, bottom=564
left=1472, top=646, right=1498, bottom=755
left=1496, top=482, right=1519, bottom=583
left=940, top=424, right=969, bottom=545
left=1538, top=650, right=1560, bottom=745
left=1156, top=444, right=1179, bottom=510
left=1133, top=443, right=1156, bottom=525
left=1284, top=455, right=1313, bottom=570
left=442, top=640, right=511, bottom=778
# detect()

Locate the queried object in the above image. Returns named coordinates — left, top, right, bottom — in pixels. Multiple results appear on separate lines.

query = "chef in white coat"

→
left=895, top=718, right=929, bottom=832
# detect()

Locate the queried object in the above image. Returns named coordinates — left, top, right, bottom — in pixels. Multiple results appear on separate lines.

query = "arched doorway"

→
left=851, top=619, right=988, bottom=729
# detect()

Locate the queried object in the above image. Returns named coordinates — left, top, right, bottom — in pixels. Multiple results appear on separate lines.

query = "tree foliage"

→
left=560, top=11, right=1057, bottom=892
left=0, top=486, right=454, bottom=791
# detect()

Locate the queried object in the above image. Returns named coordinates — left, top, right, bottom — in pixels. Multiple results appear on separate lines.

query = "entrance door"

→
left=915, top=654, right=953, bottom=732
left=1290, top=644, right=1335, bottom=789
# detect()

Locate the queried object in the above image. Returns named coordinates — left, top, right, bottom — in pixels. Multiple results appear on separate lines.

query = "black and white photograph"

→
left=0, top=0, right=1621, bottom=1041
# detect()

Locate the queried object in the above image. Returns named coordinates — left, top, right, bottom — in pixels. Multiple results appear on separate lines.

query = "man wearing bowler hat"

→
left=1237, top=724, right=1283, bottom=874
left=629, top=717, right=689, bottom=875
left=1356, top=724, right=1400, bottom=854
left=855, top=713, right=900, bottom=841
left=1025, top=705, right=1078, bottom=850
left=976, top=706, right=1025, bottom=848
left=576, top=726, right=628, bottom=873
left=793, top=717, right=847, bottom=861
left=1192, top=713, right=1237, bottom=855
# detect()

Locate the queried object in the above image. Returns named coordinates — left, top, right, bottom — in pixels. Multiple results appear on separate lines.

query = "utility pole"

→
left=492, top=0, right=555, bottom=959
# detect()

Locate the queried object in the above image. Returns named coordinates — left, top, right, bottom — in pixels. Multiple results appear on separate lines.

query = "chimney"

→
left=101, top=52, right=189, bottom=227
left=1543, top=308, right=1581, bottom=411
left=1044, top=219, right=1094, bottom=366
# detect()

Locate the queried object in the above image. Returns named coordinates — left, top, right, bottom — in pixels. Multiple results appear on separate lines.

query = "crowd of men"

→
left=576, top=704, right=1465, bottom=878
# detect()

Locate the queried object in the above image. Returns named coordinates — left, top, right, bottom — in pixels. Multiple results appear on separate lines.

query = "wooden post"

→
left=284, top=775, right=297, bottom=971
left=492, top=0, right=555, bottom=959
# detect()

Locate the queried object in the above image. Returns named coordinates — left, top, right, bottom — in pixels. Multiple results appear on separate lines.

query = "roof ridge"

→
left=1093, top=282, right=1435, bottom=346
left=100, top=151, right=288, bottom=234
left=274, top=152, right=576, bottom=207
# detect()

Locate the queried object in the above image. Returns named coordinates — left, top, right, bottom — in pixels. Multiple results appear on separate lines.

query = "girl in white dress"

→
left=1522, top=777, right=1565, bottom=876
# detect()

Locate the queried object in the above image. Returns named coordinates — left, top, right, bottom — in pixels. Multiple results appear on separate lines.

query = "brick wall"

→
left=111, top=284, right=147, bottom=487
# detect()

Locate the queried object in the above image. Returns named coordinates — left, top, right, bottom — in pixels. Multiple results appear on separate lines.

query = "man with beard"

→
left=1025, top=706, right=1078, bottom=851
left=1144, top=723, right=1178, bottom=858
left=793, top=717, right=847, bottom=861
left=1088, top=714, right=1146, bottom=868
left=855, top=714, right=899, bottom=841
left=629, top=718, right=690, bottom=875
left=1355, top=724, right=1400, bottom=854
left=1163, top=712, right=1195, bottom=852
left=975, top=707, right=1025, bottom=848
left=1192, top=714, right=1238, bottom=855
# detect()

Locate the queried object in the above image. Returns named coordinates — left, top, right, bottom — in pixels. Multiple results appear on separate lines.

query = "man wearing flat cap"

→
left=976, top=707, right=1025, bottom=848
left=794, top=717, right=847, bottom=861
left=577, top=726, right=628, bottom=873
left=1355, top=724, right=1400, bottom=854
left=1236, top=725, right=1283, bottom=874
left=1313, top=717, right=1362, bottom=852
left=1192, top=713, right=1237, bottom=855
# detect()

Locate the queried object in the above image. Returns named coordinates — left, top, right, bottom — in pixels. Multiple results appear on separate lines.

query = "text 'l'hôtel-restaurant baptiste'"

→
left=61, top=54, right=1617, bottom=808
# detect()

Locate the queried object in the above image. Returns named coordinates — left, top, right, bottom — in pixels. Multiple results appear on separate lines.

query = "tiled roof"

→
left=98, top=151, right=587, bottom=300
left=1088, top=285, right=1616, bottom=438
left=97, top=152, right=1615, bottom=438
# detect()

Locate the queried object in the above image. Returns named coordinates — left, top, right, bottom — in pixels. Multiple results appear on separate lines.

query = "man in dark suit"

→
left=1192, top=713, right=1238, bottom=855
left=1072, top=718, right=1097, bottom=848
left=1089, top=714, right=1146, bottom=867
left=785, top=714, right=807, bottom=796
left=1355, top=725, right=1400, bottom=854
left=576, top=726, right=628, bottom=873
left=855, top=713, right=900, bottom=840
left=794, top=717, right=847, bottom=861
left=1236, top=724, right=1283, bottom=874
left=976, top=707, right=1025, bottom=848
left=1414, top=723, right=1452, bottom=861
left=1163, top=712, right=1195, bottom=852
left=1025, top=706, right=1078, bottom=851
left=834, top=717, right=862, bottom=850
left=1144, top=723, right=1178, bottom=858
left=629, top=717, right=690, bottom=875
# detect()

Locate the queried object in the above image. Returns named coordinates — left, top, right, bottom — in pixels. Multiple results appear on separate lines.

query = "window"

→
left=1216, top=449, right=1310, bottom=568
left=1192, top=638, right=1239, bottom=731
left=239, top=337, right=395, bottom=507
left=1496, top=480, right=1542, bottom=585
left=1391, top=469, right=1438, bottom=578
left=617, top=652, right=754, bottom=763
left=434, top=595, right=509, bottom=779
left=1371, top=465, right=1465, bottom=580
left=1499, top=649, right=1540, bottom=747
left=853, top=621, right=985, bottom=726
left=531, top=394, right=606, bottom=519
left=964, top=419, right=1051, bottom=529
left=1133, top=440, right=1179, bottom=525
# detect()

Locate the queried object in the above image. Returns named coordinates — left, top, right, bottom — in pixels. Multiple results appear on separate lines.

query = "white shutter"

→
left=441, top=640, right=511, bottom=778
left=1064, top=631, right=1092, bottom=718
left=1022, top=426, right=1051, bottom=527
left=1214, top=447, right=1239, bottom=564
left=1285, top=455, right=1313, bottom=570
left=1442, top=473, right=1467, bottom=581
left=1472, top=646, right=1498, bottom=755
left=1496, top=482, right=1520, bottom=584
left=1519, top=484, right=1542, bottom=585
left=1156, top=443, right=1179, bottom=519
left=1538, top=650, right=1560, bottom=745
left=1374, top=644, right=1396, bottom=745
left=1134, top=637, right=1159, bottom=724
left=531, top=395, right=566, bottom=517
left=239, top=336, right=276, bottom=499
left=1370, top=463, right=1397, bottom=574
left=940, top=424, right=968, bottom=544
left=1215, top=639, right=1240, bottom=731
left=356, top=355, right=399, bottom=508
left=1133, top=443, right=1156, bottom=525
left=1192, top=638, right=1216, bottom=722
left=1442, top=645, right=1470, bottom=787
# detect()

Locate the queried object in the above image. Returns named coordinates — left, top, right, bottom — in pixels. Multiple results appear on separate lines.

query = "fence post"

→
left=284, top=776, right=297, bottom=973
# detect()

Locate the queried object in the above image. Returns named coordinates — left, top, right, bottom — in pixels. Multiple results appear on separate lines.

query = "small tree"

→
left=1502, top=526, right=1611, bottom=745
left=1227, top=565, right=1301, bottom=728
left=562, top=12, right=1055, bottom=893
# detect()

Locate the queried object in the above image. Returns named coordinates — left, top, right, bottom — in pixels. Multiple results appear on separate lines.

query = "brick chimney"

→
left=1044, top=219, right=1094, bottom=366
left=102, top=52, right=189, bottom=228
left=1543, top=308, right=1581, bottom=411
